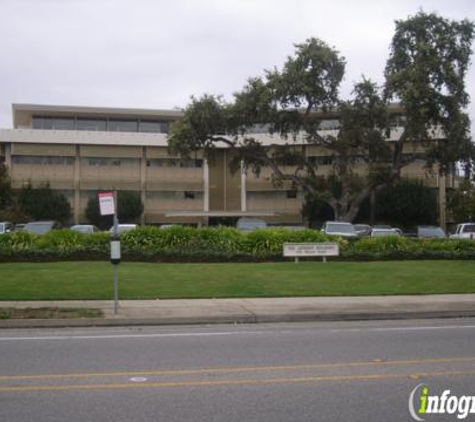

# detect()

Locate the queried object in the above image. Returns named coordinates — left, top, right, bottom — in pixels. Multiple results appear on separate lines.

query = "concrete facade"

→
left=0, top=104, right=455, bottom=226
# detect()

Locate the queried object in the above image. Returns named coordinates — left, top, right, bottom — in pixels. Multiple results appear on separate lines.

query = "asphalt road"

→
left=0, top=319, right=474, bottom=422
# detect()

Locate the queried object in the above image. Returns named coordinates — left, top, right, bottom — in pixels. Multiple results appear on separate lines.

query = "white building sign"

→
left=283, top=243, right=339, bottom=257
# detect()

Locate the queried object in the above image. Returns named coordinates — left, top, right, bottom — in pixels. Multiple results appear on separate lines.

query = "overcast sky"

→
left=1, top=0, right=474, bottom=129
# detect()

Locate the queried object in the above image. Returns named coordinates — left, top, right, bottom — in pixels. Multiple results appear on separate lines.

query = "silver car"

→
left=321, top=221, right=358, bottom=238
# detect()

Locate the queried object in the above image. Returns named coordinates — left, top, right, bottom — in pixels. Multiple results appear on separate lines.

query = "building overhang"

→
left=164, top=211, right=278, bottom=218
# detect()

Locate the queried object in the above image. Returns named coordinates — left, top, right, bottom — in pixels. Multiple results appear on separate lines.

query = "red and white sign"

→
left=98, top=191, right=115, bottom=216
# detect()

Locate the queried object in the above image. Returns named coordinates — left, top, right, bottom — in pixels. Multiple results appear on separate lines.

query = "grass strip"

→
left=0, top=307, right=103, bottom=319
left=0, top=261, right=475, bottom=300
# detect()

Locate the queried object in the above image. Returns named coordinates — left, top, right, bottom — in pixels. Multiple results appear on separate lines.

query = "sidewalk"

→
left=1, top=294, right=475, bottom=328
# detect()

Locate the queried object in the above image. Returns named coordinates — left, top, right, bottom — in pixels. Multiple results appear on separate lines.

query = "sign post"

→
left=99, top=191, right=120, bottom=315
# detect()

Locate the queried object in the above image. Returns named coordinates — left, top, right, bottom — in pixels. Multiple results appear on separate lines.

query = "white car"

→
left=70, top=224, right=100, bottom=234
left=321, top=221, right=358, bottom=238
left=236, top=218, right=267, bottom=231
left=109, top=224, right=138, bottom=235
left=449, top=223, right=475, bottom=240
left=370, top=228, right=400, bottom=237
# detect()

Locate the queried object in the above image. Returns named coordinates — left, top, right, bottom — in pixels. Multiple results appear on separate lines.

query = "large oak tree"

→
left=169, top=12, right=474, bottom=222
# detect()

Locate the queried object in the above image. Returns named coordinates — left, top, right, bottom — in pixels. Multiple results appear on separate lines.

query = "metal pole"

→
left=113, top=191, right=119, bottom=316
left=113, top=262, right=119, bottom=315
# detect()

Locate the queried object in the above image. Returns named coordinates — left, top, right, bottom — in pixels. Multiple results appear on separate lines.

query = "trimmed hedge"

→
left=1, top=226, right=475, bottom=262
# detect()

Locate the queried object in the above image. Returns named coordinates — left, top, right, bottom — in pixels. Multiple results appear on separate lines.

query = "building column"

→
left=203, top=158, right=210, bottom=212
left=438, top=172, right=446, bottom=231
left=140, top=146, right=146, bottom=225
left=203, top=158, right=210, bottom=226
left=5, top=144, right=11, bottom=169
left=241, top=161, right=247, bottom=212
left=73, top=145, right=80, bottom=224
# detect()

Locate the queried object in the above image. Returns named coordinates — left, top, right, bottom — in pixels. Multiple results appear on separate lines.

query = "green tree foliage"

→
left=448, top=180, right=475, bottom=222
left=374, top=179, right=438, bottom=228
left=169, top=13, right=474, bottom=223
left=301, top=197, right=334, bottom=228
left=385, top=11, right=475, bottom=175
left=18, top=183, right=71, bottom=223
left=85, top=191, right=144, bottom=229
left=0, top=163, right=12, bottom=210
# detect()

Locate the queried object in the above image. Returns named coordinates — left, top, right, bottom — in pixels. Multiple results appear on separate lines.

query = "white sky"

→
left=1, top=0, right=474, bottom=130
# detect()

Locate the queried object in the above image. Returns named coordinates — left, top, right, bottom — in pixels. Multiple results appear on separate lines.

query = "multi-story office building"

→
left=0, top=104, right=455, bottom=226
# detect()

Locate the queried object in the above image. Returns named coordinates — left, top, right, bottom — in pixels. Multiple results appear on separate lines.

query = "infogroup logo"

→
left=409, top=384, right=475, bottom=420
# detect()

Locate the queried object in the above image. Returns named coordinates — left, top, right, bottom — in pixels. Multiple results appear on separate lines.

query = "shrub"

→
left=85, top=191, right=144, bottom=229
left=2, top=226, right=475, bottom=262
left=0, top=230, right=37, bottom=251
left=351, top=235, right=416, bottom=254
left=18, top=183, right=71, bottom=223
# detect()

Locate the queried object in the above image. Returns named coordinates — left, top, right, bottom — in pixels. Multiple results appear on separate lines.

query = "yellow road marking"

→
left=0, top=370, right=474, bottom=393
left=0, top=356, right=474, bottom=381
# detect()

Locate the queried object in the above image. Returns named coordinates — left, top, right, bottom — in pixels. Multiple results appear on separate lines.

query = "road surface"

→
left=0, top=319, right=474, bottom=421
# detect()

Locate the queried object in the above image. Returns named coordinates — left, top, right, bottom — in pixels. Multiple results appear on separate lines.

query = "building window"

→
left=146, top=158, right=203, bottom=168
left=32, top=116, right=53, bottom=130
left=248, top=124, right=270, bottom=134
left=286, top=190, right=297, bottom=199
left=146, top=191, right=203, bottom=200
left=86, top=158, right=121, bottom=167
left=320, top=119, right=341, bottom=130
left=51, top=117, right=75, bottom=130
left=76, top=118, right=107, bottom=131
left=108, top=119, right=138, bottom=132
left=309, top=156, right=333, bottom=165
left=31, top=115, right=171, bottom=133
left=32, top=116, right=75, bottom=130
left=390, top=115, right=407, bottom=128
left=12, top=155, right=74, bottom=165
left=138, top=120, right=170, bottom=133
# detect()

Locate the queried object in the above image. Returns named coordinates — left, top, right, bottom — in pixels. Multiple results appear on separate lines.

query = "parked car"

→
left=449, top=223, right=475, bottom=240
left=109, top=224, right=138, bottom=235
left=354, top=224, right=371, bottom=237
left=159, top=224, right=181, bottom=230
left=370, top=228, right=400, bottom=237
left=269, top=225, right=306, bottom=231
left=321, top=221, right=358, bottom=238
left=417, top=225, right=446, bottom=239
left=373, top=224, right=403, bottom=235
left=236, top=218, right=267, bottom=231
left=14, top=223, right=26, bottom=231
left=70, top=224, right=100, bottom=234
left=24, top=221, right=62, bottom=235
left=0, top=221, right=14, bottom=235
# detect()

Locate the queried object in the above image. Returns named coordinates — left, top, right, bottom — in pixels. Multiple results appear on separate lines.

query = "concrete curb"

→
left=2, top=310, right=475, bottom=329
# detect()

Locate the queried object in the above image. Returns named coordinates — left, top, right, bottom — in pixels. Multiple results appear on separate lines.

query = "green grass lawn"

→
left=0, top=261, right=474, bottom=300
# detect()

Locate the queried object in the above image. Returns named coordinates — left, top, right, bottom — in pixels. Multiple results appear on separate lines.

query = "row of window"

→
left=12, top=153, right=425, bottom=168
left=245, top=116, right=407, bottom=134
left=145, top=191, right=203, bottom=200
left=28, top=189, right=298, bottom=202
left=32, top=116, right=170, bottom=133
left=146, top=159, right=203, bottom=169
left=12, top=156, right=75, bottom=165
left=247, top=191, right=302, bottom=200
left=11, top=156, right=203, bottom=168
left=308, top=152, right=426, bottom=166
